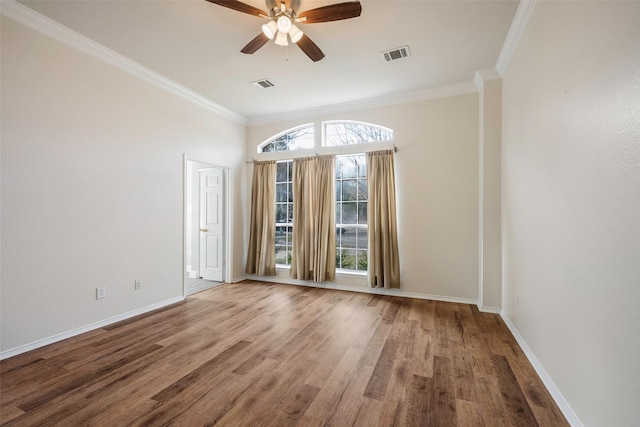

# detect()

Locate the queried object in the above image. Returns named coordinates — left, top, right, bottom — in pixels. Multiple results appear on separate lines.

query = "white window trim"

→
left=255, top=140, right=395, bottom=162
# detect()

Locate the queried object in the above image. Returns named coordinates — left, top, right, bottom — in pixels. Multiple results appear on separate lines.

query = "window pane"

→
left=357, top=179, right=367, bottom=201
left=262, top=143, right=274, bottom=152
left=358, top=202, right=367, bottom=224
left=335, top=204, right=342, bottom=225
left=341, top=179, right=357, bottom=201
left=335, top=180, right=342, bottom=201
left=275, top=227, right=287, bottom=245
left=358, top=157, right=366, bottom=178
left=336, top=249, right=357, bottom=269
left=288, top=161, right=293, bottom=181
left=356, top=227, right=368, bottom=250
left=323, top=121, right=394, bottom=146
left=342, top=158, right=357, bottom=178
left=285, top=225, right=293, bottom=246
left=287, top=203, right=293, bottom=223
left=335, top=157, right=343, bottom=179
left=356, top=249, right=368, bottom=271
left=275, top=246, right=290, bottom=265
left=340, top=226, right=357, bottom=249
left=276, top=162, right=287, bottom=182
left=342, top=203, right=357, bottom=224
left=276, top=183, right=288, bottom=202
left=276, top=204, right=287, bottom=223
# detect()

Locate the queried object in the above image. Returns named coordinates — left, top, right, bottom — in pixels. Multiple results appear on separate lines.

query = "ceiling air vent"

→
left=381, top=45, right=411, bottom=63
left=251, top=79, right=276, bottom=89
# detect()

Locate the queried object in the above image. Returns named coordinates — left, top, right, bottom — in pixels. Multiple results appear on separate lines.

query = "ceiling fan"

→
left=206, top=0, right=362, bottom=62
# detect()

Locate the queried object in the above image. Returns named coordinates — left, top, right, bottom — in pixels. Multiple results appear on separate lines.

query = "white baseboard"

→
left=478, top=305, right=502, bottom=313
left=0, top=296, right=185, bottom=360
left=245, top=275, right=478, bottom=305
left=500, top=312, right=583, bottom=427
left=186, top=280, right=225, bottom=296
left=231, top=275, right=248, bottom=283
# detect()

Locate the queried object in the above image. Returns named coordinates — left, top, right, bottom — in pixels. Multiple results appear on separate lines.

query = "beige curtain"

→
left=290, top=156, right=336, bottom=282
left=367, top=150, right=400, bottom=288
left=246, top=160, right=277, bottom=276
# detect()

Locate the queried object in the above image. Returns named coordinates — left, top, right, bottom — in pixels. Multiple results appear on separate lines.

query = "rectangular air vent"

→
left=251, top=79, right=276, bottom=89
left=381, top=45, right=411, bottom=62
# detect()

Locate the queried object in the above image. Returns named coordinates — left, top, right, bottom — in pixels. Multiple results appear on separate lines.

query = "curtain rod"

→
left=246, top=145, right=398, bottom=164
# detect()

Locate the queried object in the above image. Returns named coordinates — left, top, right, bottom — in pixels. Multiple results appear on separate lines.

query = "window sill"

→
left=275, top=265, right=366, bottom=277
left=336, top=269, right=367, bottom=277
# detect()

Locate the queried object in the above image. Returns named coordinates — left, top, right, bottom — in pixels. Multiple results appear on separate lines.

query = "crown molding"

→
left=247, top=81, right=478, bottom=127
left=0, top=0, right=247, bottom=125
left=495, top=0, right=538, bottom=76
left=473, top=68, right=502, bottom=90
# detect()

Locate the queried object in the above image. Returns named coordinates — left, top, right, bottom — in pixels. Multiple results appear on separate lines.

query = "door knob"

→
left=199, top=228, right=208, bottom=232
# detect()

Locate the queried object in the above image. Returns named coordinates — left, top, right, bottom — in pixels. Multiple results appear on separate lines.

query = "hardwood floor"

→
left=0, top=281, right=568, bottom=426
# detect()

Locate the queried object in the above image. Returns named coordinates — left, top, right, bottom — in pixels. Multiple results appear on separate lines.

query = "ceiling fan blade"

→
left=241, top=33, right=270, bottom=54
left=298, top=1, right=361, bottom=23
left=205, top=0, right=267, bottom=17
left=297, top=34, right=325, bottom=62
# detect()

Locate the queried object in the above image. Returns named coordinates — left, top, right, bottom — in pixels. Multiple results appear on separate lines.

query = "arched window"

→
left=323, top=120, right=393, bottom=146
left=258, top=124, right=314, bottom=153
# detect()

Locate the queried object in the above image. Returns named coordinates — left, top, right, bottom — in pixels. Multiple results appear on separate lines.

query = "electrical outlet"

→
left=96, top=287, right=106, bottom=300
left=134, top=280, right=142, bottom=290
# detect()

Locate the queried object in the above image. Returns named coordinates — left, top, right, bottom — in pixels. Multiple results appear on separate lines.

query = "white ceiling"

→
left=18, top=0, right=519, bottom=122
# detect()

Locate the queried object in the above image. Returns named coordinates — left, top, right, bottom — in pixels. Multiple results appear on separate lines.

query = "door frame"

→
left=182, top=154, right=232, bottom=297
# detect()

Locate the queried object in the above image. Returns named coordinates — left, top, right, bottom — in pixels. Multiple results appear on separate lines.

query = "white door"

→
left=199, top=168, right=224, bottom=281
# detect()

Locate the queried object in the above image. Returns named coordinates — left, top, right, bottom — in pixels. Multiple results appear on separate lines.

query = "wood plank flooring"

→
left=0, top=280, right=569, bottom=426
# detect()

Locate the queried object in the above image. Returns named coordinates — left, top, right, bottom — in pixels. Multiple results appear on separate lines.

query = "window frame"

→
left=335, top=154, right=368, bottom=274
left=274, top=160, right=293, bottom=267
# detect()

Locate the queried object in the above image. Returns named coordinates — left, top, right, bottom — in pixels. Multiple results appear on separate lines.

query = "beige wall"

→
left=502, top=2, right=640, bottom=426
left=0, top=17, right=246, bottom=353
left=479, top=78, right=502, bottom=310
left=247, top=93, right=480, bottom=301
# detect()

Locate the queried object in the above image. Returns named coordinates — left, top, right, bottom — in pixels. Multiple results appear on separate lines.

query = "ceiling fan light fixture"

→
left=275, top=30, right=289, bottom=46
left=289, top=25, right=303, bottom=43
left=277, top=15, right=292, bottom=33
left=262, top=20, right=278, bottom=39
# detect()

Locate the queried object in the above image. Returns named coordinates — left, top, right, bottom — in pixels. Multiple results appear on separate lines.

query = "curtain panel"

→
left=367, top=150, right=401, bottom=288
left=246, top=160, right=277, bottom=276
left=290, top=155, right=336, bottom=282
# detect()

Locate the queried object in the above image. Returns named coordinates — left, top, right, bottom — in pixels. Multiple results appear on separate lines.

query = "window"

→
left=258, top=124, right=314, bottom=153
left=259, top=120, right=392, bottom=273
left=324, top=120, right=393, bottom=146
left=335, top=155, right=368, bottom=272
left=275, top=161, right=293, bottom=266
